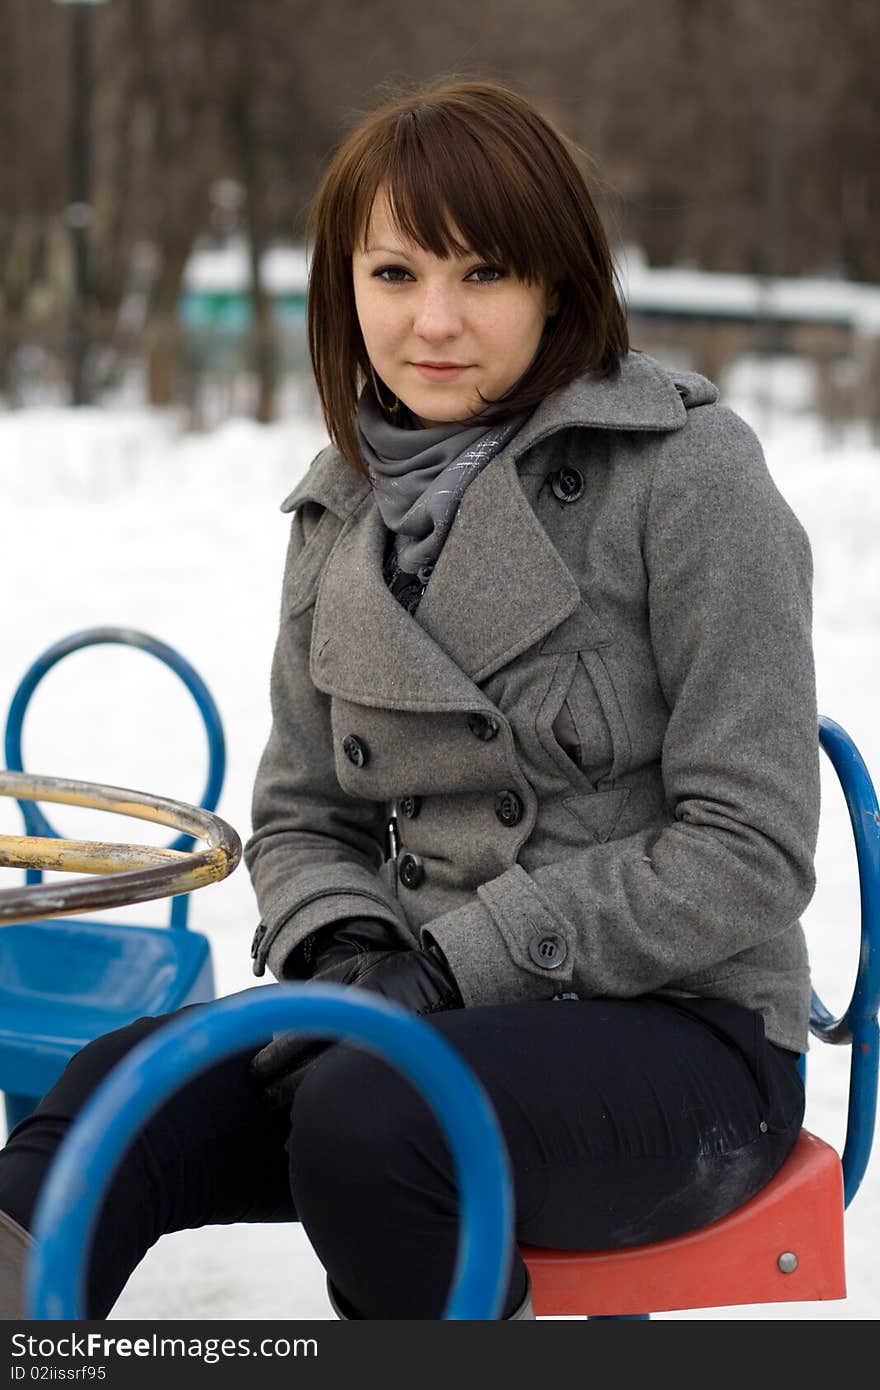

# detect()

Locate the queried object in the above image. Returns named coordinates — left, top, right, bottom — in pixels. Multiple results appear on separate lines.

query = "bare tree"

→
left=2, top=0, right=878, bottom=413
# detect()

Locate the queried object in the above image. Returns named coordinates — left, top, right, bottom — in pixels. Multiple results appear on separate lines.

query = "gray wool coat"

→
left=245, top=349, right=820, bottom=1053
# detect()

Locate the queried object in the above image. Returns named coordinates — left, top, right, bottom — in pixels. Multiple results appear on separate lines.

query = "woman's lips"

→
left=412, top=363, right=471, bottom=381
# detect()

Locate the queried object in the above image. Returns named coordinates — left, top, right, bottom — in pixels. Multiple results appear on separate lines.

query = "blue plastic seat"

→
left=0, top=628, right=224, bottom=1133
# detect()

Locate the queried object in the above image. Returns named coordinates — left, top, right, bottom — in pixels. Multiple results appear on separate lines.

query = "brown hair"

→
left=307, top=77, right=629, bottom=476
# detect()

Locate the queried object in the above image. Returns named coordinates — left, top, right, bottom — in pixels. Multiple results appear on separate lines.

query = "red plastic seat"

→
left=520, top=1130, right=845, bottom=1317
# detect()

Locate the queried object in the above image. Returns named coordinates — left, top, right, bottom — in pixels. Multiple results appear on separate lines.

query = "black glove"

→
left=251, top=935, right=463, bottom=1108
left=280, top=915, right=407, bottom=981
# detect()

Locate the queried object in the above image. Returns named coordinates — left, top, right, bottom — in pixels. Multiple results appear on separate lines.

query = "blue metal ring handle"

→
left=28, top=986, right=515, bottom=1320
left=4, top=626, right=225, bottom=855
left=812, top=715, right=880, bottom=1206
left=812, top=716, right=880, bottom=1040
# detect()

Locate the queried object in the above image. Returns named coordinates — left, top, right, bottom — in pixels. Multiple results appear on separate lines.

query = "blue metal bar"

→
left=845, top=1014, right=880, bottom=1208
left=4, top=627, right=226, bottom=929
left=27, top=986, right=514, bottom=1320
left=811, top=716, right=880, bottom=1207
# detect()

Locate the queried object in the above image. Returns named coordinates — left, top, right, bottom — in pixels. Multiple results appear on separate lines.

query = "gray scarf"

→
left=357, top=384, right=529, bottom=613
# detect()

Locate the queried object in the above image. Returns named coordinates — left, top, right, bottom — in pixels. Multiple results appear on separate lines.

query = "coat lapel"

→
left=415, top=448, right=581, bottom=682
left=310, top=444, right=581, bottom=711
left=311, top=494, right=492, bottom=712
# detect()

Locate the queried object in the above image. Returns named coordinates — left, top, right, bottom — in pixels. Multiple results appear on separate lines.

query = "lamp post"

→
left=53, top=0, right=108, bottom=406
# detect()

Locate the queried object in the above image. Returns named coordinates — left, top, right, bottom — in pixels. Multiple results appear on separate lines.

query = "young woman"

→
left=0, top=78, right=818, bottom=1321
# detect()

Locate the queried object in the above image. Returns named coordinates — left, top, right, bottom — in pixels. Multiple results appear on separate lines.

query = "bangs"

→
left=352, top=107, right=564, bottom=285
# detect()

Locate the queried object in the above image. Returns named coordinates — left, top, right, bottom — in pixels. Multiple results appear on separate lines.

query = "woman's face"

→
left=352, top=191, right=557, bottom=427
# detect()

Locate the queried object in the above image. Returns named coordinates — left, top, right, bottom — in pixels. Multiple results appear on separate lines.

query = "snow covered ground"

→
left=1, top=352, right=878, bottom=1319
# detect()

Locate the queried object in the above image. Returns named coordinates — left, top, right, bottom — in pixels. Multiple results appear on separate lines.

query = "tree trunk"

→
left=227, top=16, right=278, bottom=424
left=145, top=236, right=192, bottom=407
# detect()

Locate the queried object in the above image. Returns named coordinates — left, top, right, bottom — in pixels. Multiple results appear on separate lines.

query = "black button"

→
left=397, top=582, right=424, bottom=614
left=399, top=795, right=422, bottom=819
left=528, top=934, right=567, bottom=969
left=550, top=467, right=585, bottom=503
left=342, top=734, right=369, bottom=767
left=398, top=852, right=425, bottom=890
left=494, top=789, right=524, bottom=827
left=468, top=712, right=500, bottom=741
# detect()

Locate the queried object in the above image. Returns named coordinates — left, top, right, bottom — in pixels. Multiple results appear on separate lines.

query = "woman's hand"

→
left=315, top=937, right=462, bottom=1012
left=251, top=928, right=463, bottom=1107
left=281, top=915, right=408, bottom=981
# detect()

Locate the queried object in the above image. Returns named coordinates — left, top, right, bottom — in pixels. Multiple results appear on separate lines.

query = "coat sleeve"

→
left=422, top=405, right=820, bottom=1015
left=244, top=506, right=411, bottom=981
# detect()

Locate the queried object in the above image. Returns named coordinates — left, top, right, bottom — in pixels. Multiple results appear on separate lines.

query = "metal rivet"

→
left=777, top=1252, right=798, bottom=1274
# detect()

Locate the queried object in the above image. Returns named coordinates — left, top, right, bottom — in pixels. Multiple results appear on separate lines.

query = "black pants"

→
left=0, top=991, right=804, bottom=1319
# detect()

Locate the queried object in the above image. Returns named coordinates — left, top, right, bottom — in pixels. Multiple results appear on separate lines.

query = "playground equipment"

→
left=26, top=987, right=515, bottom=1320
left=5, top=699, right=878, bottom=1319
left=0, top=628, right=228, bottom=1131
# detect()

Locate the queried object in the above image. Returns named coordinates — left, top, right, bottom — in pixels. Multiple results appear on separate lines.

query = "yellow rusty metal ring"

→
left=0, top=770, right=241, bottom=924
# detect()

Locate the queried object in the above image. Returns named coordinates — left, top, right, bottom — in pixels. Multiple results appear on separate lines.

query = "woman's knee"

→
left=290, top=1041, right=451, bottom=1194
left=32, top=1007, right=203, bottom=1121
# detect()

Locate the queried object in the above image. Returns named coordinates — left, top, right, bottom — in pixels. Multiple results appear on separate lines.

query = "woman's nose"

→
left=412, top=285, right=463, bottom=341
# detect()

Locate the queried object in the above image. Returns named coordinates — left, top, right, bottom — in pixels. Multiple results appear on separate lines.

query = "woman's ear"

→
left=546, top=284, right=560, bottom=317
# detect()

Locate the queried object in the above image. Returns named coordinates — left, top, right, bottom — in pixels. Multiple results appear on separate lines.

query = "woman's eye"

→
left=467, top=265, right=506, bottom=284
left=374, top=266, right=413, bottom=283
left=372, top=264, right=508, bottom=283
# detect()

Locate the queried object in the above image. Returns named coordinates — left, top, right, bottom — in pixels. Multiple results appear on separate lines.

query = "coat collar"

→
left=279, top=351, right=715, bottom=518
left=281, top=352, right=717, bottom=712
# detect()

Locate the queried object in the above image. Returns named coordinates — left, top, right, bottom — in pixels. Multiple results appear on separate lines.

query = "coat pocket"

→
left=536, top=650, right=621, bottom=789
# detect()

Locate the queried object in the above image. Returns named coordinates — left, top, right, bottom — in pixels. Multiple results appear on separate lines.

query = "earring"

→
left=369, top=364, right=401, bottom=418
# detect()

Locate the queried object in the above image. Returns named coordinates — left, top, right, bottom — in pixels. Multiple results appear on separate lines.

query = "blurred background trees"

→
left=1, top=0, right=878, bottom=423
